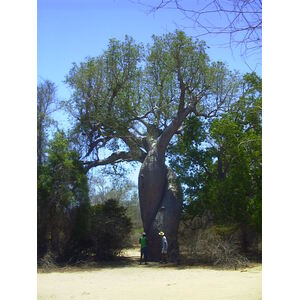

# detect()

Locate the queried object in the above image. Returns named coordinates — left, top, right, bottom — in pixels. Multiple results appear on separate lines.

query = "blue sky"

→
left=38, top=0, right=261, bottom=98
left=38, top=0, right=262, bottom=183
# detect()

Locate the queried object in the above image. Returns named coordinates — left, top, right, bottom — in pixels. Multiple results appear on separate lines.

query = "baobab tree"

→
left=64, top=31, right=240, bottom=261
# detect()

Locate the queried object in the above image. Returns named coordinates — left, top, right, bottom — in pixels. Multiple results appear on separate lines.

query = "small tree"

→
left=37, top=131, right=90, bottom=260
left=37, top=80, right=57, bottom=166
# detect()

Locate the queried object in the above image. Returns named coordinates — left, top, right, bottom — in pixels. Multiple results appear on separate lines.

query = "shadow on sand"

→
left=38, top=253, right=250, bottom=274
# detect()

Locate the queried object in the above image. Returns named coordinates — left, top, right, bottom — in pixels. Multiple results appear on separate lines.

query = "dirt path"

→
left=38, top=249, right=261, bottom=300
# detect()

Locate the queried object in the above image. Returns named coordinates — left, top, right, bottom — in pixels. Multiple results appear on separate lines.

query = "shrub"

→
left=178, top=220, right=249, bottom=268
left=90, top=199, right=132, bottom=260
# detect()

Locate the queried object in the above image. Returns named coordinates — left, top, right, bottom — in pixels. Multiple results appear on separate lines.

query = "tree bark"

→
left=138, top=145, right=183, bottom=262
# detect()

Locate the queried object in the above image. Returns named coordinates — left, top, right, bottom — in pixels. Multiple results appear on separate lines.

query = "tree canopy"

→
left=64, top=31, right=241, bottom=172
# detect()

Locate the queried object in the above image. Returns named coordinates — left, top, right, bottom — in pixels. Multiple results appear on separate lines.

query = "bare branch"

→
left=135, top=0, right=262, bottom=57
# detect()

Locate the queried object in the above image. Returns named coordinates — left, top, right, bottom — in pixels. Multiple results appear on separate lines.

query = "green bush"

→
left=90, top=199, right=132, bottom=260
left=37, top=131, right=90, bottom=261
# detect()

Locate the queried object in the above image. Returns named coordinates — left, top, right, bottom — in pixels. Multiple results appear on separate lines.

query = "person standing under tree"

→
left=159, top=231, right=168, bottom=263
left=139, top=232, right=148, bottom=264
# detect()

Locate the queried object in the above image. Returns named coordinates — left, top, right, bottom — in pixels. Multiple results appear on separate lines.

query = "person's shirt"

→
left=162, top=236, right=168, bottom=252
left=140, top=236, right=147, bottom=248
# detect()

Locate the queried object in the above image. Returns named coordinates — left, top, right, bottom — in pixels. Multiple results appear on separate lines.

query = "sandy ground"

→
left=37, top=248, right=261, bottom=300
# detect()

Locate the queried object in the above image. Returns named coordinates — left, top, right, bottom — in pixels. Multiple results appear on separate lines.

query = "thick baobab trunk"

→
left=138, top=104, right=194, bottom=261
left=138, top=145, right=182, bottom=262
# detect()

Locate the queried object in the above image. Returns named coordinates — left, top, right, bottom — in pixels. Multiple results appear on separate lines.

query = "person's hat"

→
left=159, top=231, right=164, bottom=236
left=142, top=232, right=146, bottom=236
